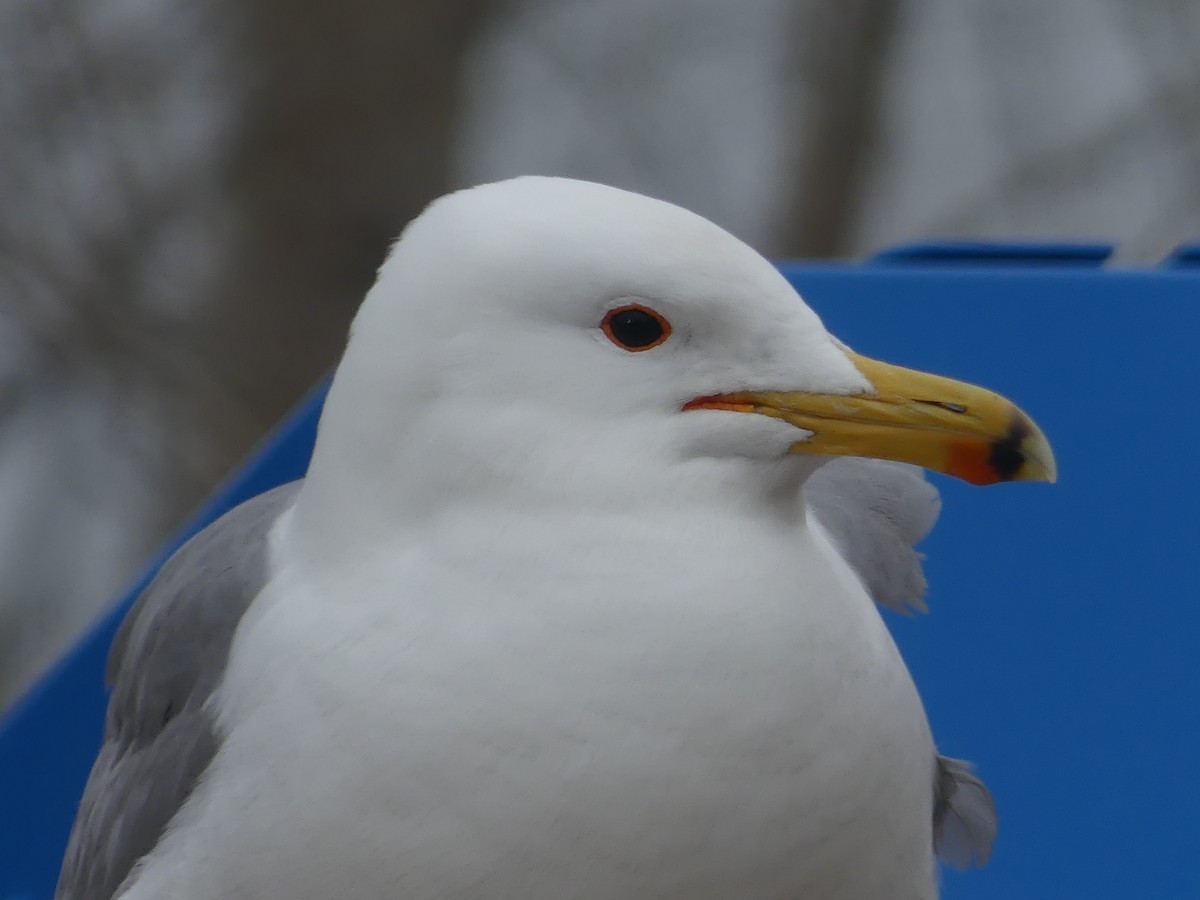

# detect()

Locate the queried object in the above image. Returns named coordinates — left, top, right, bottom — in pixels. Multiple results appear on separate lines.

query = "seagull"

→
left=57, top=176, right=1054, bottom=900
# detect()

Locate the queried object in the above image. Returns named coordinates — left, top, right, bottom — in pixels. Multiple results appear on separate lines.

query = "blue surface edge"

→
left=868, top=240, right=1113, bottom=267
left=1162, top=242, right=1200, bottom=268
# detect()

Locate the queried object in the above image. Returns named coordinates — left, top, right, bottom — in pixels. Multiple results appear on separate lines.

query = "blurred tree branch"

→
left=783, top=0, right=899, bottom=257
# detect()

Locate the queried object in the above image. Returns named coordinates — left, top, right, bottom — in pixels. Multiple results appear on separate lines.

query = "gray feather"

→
left=932, top=755, right=997, bottom=870
left=55, top=483, right=301, bottom=900
left=805, top=458, right=941, bottom=614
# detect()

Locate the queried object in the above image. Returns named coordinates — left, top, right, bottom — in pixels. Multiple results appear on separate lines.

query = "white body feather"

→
left=122, top=465, right=935, bottom=899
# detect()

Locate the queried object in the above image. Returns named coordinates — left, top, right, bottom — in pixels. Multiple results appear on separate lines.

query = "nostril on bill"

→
left=915, top=400, right=968, bottom=414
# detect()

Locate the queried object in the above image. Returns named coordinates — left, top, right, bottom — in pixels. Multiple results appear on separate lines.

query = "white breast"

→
left=120, top=502, right=936, bottom=900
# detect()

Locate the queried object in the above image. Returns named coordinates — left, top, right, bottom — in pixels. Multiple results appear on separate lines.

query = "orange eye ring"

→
left=601, top=304, right=672, bottom=352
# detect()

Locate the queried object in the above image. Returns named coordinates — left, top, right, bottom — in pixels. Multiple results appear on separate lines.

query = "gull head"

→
left=297, top=177, right=1054, bottom=547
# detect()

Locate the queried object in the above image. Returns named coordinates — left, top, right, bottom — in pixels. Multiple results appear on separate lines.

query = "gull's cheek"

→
left=673, top=411, right=803, bottom=461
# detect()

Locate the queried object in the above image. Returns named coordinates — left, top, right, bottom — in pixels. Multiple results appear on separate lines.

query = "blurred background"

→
left=2, top=0, right=1199, bottom=710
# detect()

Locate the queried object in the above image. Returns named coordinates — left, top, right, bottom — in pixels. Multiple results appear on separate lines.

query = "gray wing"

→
left=55, top=482, right=302, bottom=900
left=807, top=462, right=998, bottom=867
left=805, top=458, right=941, bottom=614
left=933, top=755, right=997, bottom=869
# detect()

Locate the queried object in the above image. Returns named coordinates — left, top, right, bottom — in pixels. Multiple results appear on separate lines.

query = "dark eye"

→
left=601, top=304, right=672, bottom=351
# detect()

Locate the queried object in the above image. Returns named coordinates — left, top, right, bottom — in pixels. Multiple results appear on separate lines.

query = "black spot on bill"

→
left=988, top=414, right=1032, bottom=481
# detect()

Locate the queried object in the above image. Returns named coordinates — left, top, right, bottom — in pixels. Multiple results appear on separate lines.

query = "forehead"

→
left=396, top=179, right=798, bottom=322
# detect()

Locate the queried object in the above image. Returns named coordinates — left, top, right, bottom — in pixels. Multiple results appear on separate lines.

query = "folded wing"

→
left=56, top=483, right=300, bottom=900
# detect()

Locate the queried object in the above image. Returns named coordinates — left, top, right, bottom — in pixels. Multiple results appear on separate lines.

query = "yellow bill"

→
left=684, top=351, right=1056, bottom=486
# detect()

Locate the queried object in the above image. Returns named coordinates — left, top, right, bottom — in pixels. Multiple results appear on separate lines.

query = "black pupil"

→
left=609, top=308, right=663, bottom=348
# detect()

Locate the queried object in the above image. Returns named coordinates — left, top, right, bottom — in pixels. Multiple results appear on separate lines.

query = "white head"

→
left=292, top=177, right=1053, bottom=560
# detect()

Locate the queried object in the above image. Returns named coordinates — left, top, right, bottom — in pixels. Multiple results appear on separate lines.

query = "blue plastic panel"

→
left=779, top=264, right=1200, bottom=900
left=3, top=262, right=1198, bottom=899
